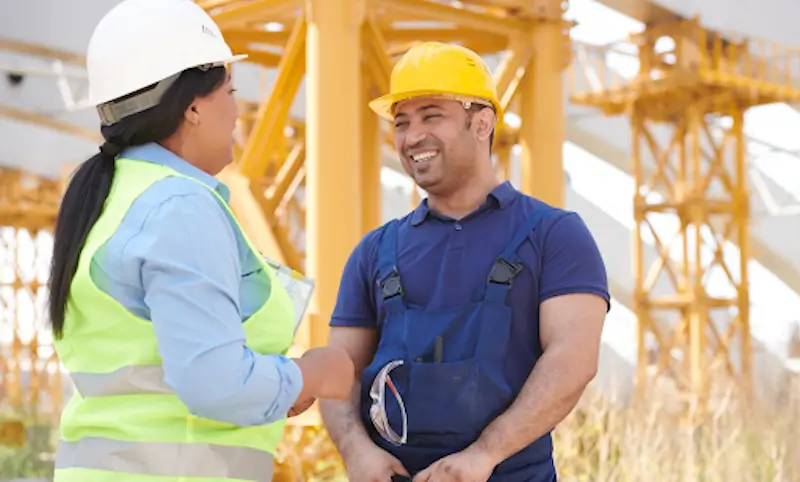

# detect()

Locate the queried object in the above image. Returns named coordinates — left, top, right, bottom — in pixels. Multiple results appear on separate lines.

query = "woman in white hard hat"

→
left=46, top=1, right=354, bottom=481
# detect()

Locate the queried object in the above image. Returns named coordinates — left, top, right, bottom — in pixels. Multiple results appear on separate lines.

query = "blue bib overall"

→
left=359, top=207, right=558, bottom=481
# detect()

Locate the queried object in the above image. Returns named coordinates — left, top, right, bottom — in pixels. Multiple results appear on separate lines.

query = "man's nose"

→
left=405, top=124, right=428, bottom=147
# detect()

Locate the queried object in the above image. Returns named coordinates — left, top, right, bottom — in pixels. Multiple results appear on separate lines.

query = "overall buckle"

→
left=488, top=258, right=522, bottom=285
left=380, top=268, right=403, bottom=300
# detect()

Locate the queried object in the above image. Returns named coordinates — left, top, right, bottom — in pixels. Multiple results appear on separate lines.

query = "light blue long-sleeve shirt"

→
left=89, top=142, right=304, bottom=427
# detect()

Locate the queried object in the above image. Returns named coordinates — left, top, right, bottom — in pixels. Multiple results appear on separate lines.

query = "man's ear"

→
left=475, top=107, right=496, bottom=142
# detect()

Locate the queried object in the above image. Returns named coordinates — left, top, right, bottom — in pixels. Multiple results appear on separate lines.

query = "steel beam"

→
left=384, top=28, right=505, bottom=48
left=0, top=104, right=101, bottom=143
left=225, top=47, right=283, bottom=68
left=237, top=15, right=306, bottom=179
left=361, top=66, right=382, bottom=234
left=518, top=0, right=568, bottom=208
left=219, top=29, right=289, bottom=47
left=362, top=16, right=393, bottom=96
left=211, top=0, right=303, bottom=30
left=370, top=0, right=529, bottom=36
left=493, top=36, right=535, bottom=114
left=217, top=167, right=291, bottom=267
left=305, top=0, right=364, bottom=347
left=0, top=37, right=85, bottom=65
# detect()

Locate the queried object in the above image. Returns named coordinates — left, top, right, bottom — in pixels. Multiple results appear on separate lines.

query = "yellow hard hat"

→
left=369, top=42, right=503, bottom=122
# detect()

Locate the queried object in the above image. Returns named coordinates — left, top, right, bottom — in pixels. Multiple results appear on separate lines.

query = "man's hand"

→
left=287, top=397, right=315, bottom=417
left=413, top=446, right=498, bottom=482
left=344, top=443, right=410, bottom=482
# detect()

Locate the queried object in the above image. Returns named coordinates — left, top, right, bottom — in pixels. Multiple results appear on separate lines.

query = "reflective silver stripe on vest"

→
left=56, top=437, right=274, bottom=481
left=70, top=365, right=173, bottom=397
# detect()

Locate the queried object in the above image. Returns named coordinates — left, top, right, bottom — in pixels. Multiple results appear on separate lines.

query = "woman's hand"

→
left=288, top=397, right=316, bottom=417
left=292, top=346, right=355, bottom=401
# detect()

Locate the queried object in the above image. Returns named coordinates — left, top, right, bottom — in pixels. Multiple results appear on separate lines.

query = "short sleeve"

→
left=329, top=231, right=380, bottom=328
left=539, top=212, right=610, bottom=311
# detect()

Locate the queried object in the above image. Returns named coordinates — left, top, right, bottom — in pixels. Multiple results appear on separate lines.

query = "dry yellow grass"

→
left=551, top=381, right=800, bottom=482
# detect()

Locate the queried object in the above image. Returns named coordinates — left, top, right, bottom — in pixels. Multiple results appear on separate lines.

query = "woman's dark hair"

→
left=48, top=66, right=227, bottom=339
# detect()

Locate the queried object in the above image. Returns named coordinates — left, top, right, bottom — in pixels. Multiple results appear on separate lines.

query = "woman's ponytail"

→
left=48, top=144, right=118, bottom=338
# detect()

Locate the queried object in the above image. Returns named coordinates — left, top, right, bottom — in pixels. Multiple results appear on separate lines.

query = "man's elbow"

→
left=549, top=341, right=600, bottom=389
left=552, top=346, right=599, bottom=391
left=570, top=349, right=600, bottom=391
left=580, top=360, right=599, bottom=387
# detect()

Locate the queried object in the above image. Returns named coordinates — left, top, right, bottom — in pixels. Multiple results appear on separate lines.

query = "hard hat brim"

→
left=369, top=89, right=472, bottom=121
left=90, top=53, right=249, bottom=106
left=368, top=93, right=403, bottom=121
left=197, top=53, right=248, bottom=74
left=226, top=54, right=248, bottom=65
left=369, top=89, right=504, bottom=122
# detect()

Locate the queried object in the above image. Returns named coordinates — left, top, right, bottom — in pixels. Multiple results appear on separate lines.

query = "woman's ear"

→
left=185, top=104, right=200, bottom=125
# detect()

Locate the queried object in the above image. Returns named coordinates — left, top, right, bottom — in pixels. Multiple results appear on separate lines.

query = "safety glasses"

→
left=369, top=359, right=408, bottom=446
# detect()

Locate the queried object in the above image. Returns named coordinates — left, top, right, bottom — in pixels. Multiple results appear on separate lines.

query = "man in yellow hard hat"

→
left=320, top=42, right=609, bottom=481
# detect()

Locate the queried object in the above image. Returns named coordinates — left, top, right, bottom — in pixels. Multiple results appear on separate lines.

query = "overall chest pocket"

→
left=405, top=357, right=481, bottom=436
left=401, top=301, right=516, bottom=439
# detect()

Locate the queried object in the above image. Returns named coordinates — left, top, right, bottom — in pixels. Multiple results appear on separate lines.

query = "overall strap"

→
left=485, top=206, right=559, bottom=303
left=376, top=219, right=405, bottom=315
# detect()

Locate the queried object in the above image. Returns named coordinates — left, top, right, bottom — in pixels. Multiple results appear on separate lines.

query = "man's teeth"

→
left=411, top=151, right=437, bottom=162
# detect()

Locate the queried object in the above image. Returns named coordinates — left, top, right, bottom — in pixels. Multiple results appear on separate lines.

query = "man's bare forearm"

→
left=471, top=345, right=595, bottom=462
left=319, top=382, right=373, bottom=461
left=321, top=326, right=380, bottom=461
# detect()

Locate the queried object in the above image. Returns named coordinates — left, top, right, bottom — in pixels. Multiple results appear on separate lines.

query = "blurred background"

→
left=1, top=0, right=800, bottom=480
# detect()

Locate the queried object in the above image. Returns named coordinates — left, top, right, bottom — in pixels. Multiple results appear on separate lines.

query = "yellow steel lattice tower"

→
left=570, top=18, right=800, bottom=408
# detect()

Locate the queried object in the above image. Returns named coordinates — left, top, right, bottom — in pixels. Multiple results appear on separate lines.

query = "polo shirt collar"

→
left=119, top=142, right=231, bottom=202
left=411, top=181, right=518, bottom=226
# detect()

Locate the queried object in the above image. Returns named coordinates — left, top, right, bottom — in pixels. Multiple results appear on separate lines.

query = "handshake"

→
left=288, top=346, right=355, bottom=417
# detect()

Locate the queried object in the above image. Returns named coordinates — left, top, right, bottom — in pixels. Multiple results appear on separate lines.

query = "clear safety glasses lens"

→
left=369, top=360, right=407, bottom=446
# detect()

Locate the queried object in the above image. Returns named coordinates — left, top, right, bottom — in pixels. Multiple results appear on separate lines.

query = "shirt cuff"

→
left=259, top=354, right=304, bottom=422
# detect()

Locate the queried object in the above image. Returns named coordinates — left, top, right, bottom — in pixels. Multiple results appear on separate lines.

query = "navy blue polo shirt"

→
left=330, top=181, right=610, bottom=393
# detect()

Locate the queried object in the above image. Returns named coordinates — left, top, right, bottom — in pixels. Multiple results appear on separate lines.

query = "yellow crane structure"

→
left=1, top=0, right=800, bottom=471
left=570, top=18, right=800, bottom=407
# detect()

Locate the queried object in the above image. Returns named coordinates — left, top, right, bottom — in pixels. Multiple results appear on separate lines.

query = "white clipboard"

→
left=264, top=257, right=316, bottom=335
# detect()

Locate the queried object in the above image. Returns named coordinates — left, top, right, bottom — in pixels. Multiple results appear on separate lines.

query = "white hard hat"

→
left=87, top=0, right=246, bottom=125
